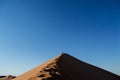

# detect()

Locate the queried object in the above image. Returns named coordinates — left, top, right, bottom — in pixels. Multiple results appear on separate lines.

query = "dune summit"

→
left=13, top=53, right=120, bottom=80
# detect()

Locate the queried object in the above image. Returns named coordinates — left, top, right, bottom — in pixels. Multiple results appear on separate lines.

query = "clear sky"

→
left=0, top=0, right=120, bottom=76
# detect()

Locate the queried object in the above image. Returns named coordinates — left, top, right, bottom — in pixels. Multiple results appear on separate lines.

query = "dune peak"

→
left=13, top=53, right=120, bottom=80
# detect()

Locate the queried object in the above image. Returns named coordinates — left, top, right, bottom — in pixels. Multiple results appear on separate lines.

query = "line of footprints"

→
left=29, top=60, right=64, bottom=80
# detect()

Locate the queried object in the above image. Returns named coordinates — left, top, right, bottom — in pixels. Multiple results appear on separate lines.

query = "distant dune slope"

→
left=13, top=53, right=120, bottom=80
left=0, top=75, right=15, bottom=80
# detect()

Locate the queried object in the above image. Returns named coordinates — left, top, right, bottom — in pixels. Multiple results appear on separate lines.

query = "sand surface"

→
left=12, top=53, right=120, bottom=80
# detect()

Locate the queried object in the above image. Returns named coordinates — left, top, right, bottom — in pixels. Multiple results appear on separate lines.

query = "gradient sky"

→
left=0, top=0, right=120, bottom=76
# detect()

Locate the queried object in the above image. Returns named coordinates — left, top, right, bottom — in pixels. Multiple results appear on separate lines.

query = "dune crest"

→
left=13, top=53, right=120, bottom=80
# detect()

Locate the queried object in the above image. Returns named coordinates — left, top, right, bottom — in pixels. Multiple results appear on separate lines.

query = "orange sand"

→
left=12, top=53, right=120, bottom=80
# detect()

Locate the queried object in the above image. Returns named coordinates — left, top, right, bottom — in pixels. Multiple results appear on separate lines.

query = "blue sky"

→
left=0, top=0, right=120, bottom=76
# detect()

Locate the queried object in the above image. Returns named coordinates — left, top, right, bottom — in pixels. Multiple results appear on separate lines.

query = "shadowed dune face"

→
left=0, top=76, right=6, bottom=78
left=13, top=53, right=120, bottom=80
left=57, top=54, right=120, bottom=80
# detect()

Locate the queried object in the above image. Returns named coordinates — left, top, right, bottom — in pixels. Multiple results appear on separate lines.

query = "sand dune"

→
left=12, top=53, right=120, bottom=80
left=0, top=75, right=15, bottom=80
